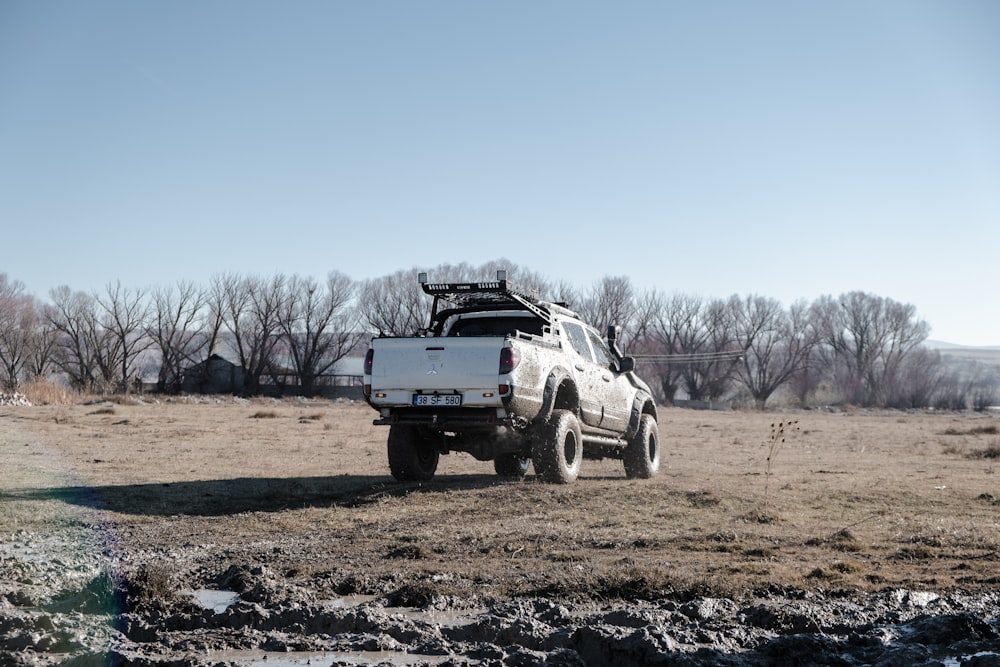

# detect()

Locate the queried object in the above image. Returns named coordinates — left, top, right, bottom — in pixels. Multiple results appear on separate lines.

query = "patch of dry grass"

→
left=18, top=379, right=80, bottom=406
left=968, top=443, right=1000, bottom=459
left=942, top=425, right=999, bottom=436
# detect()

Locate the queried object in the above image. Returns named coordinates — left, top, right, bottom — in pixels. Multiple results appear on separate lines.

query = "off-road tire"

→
left=623, top=413, right=660, bottom=479
left=531, top=409, right=583, bottom=484
left=387, top=425, right=439, bottom=482
left=493, top=454, right=530, bottom=478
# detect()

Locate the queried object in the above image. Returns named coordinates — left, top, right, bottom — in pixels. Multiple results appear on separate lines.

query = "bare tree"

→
left=427, top=261, right=478, bottom=283
left=812, top=292, right=930, bottom=406
left=625, top=290, right=667, bottom=402
left=694, top=297, right=740, bottom=401
left=96, top=281, right=152, bottom=393
left=669, top=294, right=713, bottom=400
left=202, top=275, right=228, bottom=358
left=48, top=286, right=104, bottom=391
left=214, top=273, right=288, bottom=394
left=733, top=295, right=817, bottom=409
left=786, top=346, right=826, bottom=407
left=278, top=272, right=363, bottom=396
left=931, top=364, right=969, bottom=410
left=969, top=366, right=1000, bottom=412
left=879, top=297, right=933, bottom=403
left=633, top=292, right=699, bottom=404
left=933, top=355, right=1000, bottom=411
left=4, top=296, right=55, bottom=389
left=548, top=280, right=582, bottom=311
left=358, top=270, right=431, bottom=337
left=23, top=301, right=59, bottom=383
left=0, top=275, right=32, bottom=389
left=888, top=346, right=944, bottom=408
left=576, top=276, right=636, bottom=345
left=148, top=281, right=209, bottom=393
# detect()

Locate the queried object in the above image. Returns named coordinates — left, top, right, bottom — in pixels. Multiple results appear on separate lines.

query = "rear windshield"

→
left=448, top=316, right=544, bottom=337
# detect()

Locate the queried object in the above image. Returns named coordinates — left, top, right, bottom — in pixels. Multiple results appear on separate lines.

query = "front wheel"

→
left=531, top=409, right=583, bottom=484
left=387, top=425, right=439, bottom=481
left=623, top=413, right=660, bottom=479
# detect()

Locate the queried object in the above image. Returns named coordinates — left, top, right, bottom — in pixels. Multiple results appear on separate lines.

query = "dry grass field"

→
left=4, top=397, right=1000, bottom=604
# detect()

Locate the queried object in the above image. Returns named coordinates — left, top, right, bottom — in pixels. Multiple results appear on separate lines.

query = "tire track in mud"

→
left=100, top=565, right=1000, bottom=666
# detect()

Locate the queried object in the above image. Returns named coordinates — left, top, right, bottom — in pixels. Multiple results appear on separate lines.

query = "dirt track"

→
left=2, top=398, right=1000, bottom=665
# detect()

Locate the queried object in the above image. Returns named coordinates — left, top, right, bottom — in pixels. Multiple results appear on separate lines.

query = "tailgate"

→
left=369, top=337, right=506, bottom=395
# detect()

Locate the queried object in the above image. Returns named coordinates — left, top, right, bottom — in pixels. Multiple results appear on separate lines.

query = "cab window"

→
left=587, top=329, right=613, bottom=367
left=562, top=322, right=594, bottom=362
left=449, top=316, right=543, bottom=337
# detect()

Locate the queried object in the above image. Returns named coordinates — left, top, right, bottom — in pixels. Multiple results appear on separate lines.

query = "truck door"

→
left=586, top=329, right=631, bottom=433
left=562, top=322, right=605, bottom=429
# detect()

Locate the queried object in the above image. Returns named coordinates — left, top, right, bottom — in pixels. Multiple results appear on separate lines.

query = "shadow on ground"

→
left=2, top=473, right=525, bottom=516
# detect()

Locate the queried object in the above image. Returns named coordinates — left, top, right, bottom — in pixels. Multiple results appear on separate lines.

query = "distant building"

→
left=181, top=354, right=245, bottom=394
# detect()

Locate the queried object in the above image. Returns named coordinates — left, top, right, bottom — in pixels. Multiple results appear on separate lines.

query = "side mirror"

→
left=618, top=356, right=635, bottom=373
left=607, top=324, right=626, bottom=359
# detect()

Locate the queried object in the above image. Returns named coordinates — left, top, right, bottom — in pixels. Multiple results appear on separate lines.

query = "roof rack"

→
left=419, top=272, right=552, bottom=327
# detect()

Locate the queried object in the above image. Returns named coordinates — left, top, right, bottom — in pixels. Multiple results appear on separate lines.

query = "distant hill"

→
left=925, top=340, right=1000, bottom=366
left=925, top=340, right=1000, bottom=350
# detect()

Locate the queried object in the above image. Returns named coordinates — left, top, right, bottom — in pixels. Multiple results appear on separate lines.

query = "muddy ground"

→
left=2, top=398, right=1000, bottom=665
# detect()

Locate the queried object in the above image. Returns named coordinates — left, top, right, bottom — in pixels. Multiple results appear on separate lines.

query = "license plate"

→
left=413, top=394, right=462, bottom=407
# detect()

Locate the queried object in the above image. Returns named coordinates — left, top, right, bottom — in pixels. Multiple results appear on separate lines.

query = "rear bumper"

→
left=373, top=407, right=514, bottom=429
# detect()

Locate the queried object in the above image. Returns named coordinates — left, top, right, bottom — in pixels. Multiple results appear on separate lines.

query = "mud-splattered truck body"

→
left=363, top=274, right=660, bottom=483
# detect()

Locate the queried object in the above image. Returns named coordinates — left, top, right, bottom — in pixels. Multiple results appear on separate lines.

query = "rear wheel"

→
left=387, top=425, right=439, bottom=481
left=623, top=413, right=660, bottom=479
left=493, top=454, right=530, bottom=478
left=531, top=409, right=583, bottom=484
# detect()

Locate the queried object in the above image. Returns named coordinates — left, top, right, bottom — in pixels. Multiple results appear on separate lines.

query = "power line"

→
left=631, top=351, right=743, bottom=362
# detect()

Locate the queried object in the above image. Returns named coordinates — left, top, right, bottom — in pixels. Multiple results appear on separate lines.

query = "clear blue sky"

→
left=2, top=1, right=998, bottom=345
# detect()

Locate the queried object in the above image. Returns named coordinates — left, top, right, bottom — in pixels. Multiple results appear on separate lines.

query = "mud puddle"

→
left=188, top=589, right=241, bottom=614
left=7, top=554, right=1000, bottom=665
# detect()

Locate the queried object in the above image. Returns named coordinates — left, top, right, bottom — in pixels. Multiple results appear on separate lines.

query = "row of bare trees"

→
left=0, top=272, right=362, bottom=396
left=629, top=291, right=944, bottom=409
left=312, top=267, right=999, bottom=410
left=1, top=264, right=997, bottom=409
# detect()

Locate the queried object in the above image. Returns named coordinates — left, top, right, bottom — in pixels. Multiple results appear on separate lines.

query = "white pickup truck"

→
left=362, top=273, right=660, bottom=484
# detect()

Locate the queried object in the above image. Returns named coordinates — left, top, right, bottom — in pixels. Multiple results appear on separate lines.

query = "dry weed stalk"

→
left=763, top=419, right=800, bottom=516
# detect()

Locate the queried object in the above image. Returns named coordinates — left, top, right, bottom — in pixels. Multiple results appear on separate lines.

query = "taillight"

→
left=499, top=347, right=517, bottom=374
left=364, top=348, right=374, bottom=375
